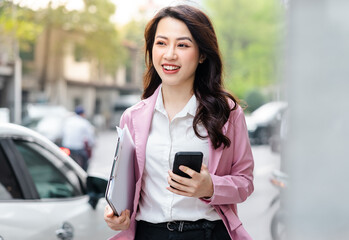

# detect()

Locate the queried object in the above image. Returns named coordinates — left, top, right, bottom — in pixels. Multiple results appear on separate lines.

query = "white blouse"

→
left=135, top=87, right=221, bottom=223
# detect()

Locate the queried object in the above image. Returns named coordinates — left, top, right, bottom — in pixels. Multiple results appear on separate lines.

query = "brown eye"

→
left=178, top=43, right=189, bottom=48
left=156, top=41, right=165, bottom=46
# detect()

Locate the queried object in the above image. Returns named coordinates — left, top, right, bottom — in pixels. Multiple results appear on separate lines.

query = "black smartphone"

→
left=172, top=151, right=203, bottom=178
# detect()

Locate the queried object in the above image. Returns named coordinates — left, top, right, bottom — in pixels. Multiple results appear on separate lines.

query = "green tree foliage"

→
left=0, top=1, right=42, bottom=55
left=120, top=19, right=147, bottom=82
left=39, top=0, right=125, bottom=73
left=121, top=19, right=146, bottom=47
left=204, top=0, right=284, bottom=99
left=0, top=0, right=124, bottom=73
left=75, top=0, right=126, bottom=72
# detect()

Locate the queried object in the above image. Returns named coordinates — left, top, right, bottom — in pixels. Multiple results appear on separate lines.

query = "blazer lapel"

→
left=132, top=86, right=161, bottom=178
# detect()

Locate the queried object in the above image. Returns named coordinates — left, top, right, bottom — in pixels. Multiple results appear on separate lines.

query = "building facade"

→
left=14, top=28, right=143, bottom=127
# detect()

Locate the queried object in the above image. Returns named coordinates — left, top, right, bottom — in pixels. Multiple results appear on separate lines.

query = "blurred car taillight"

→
left=60, top=147, right=71, bottom=156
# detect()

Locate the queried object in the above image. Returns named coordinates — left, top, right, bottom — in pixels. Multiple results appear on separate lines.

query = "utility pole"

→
left=12, top=1, right=22, bottom=124
left=38, top=1, right=52, bottom=93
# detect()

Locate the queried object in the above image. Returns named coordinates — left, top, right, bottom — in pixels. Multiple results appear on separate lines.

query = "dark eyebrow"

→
left=155, top=35, right=193, bottom=42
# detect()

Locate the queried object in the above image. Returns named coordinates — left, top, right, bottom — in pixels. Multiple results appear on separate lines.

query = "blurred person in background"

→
left=62, top=105, right=95, bottom=171
left=104, top=4, right=254, bottom=240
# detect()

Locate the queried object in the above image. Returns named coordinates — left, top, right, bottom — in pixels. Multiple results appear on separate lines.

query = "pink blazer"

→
left=109, top=86, right=254, bottom=240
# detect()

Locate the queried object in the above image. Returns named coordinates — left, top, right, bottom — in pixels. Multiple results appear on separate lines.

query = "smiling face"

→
left=152, top=17, right=202, bottom=90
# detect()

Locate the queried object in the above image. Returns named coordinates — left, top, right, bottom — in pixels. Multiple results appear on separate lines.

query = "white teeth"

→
left=163, top=65, right=179, bottom=70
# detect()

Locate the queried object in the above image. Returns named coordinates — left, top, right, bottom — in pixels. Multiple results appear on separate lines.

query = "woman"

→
left=104, top=4, right=254, bottom=240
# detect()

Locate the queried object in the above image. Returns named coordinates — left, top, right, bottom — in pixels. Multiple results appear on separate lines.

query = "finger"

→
left=105, top=211, right=125, bottom=224
left=179, top=165, right=197, bottom=178
left=105, top=205, right=114, bottom=218
left=104, top=209, right=130, bottom=231
left=167, top=176, right=184, bottom=190
left=168, top=170, right=180, bottom=182
left=167, top=175, right=195, bottom=196
left=201, top=164, right=208, bottom=172
left=125, top=209, right=131, bottom=218
left=117, top=210, right=130, bottom=228
left=168, top=170, right=190, bottom=186
left=166, top=186, right=192, bottom=197
left=121, top=209, right=130, bottom=219
left=118, top=210, right=128, bottom=223
left=124, top=210, right=131, bottom=225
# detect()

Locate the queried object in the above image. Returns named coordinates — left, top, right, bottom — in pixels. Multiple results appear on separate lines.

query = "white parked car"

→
left=0, top=123, right=115, bottom=240
left=245, top=101, right=288, bottom=145
left=22, top=104, right=74, bottom=146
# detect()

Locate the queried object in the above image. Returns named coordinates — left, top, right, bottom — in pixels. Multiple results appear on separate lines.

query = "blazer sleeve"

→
left=204, top=106, right=254, bottom=205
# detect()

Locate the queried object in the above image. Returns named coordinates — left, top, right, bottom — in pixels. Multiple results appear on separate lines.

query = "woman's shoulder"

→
left=226, top=98, right=245, bottom=120
left=226, top=98, right=242, bottom=111
left=121, top=87, right=159, bottom=125
left=122, top=100, right=145, bottom=118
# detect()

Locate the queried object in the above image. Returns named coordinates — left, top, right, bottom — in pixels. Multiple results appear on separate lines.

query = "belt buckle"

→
left=167, top=222, right=176, bottom=231
left=166, top=221, right=185, bottom=232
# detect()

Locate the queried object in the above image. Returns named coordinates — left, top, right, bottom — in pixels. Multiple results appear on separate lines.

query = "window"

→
left=74, top=98, right=82, bottom=109
left=19, top=42, right=35, bottom=61
left=13, top=141, right=83, bottom=199
left=0, top=145, right=23, bottom=200
left=74, top=43, right=87, bottom=62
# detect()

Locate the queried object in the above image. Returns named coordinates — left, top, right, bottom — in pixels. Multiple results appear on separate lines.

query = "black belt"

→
left=138, top=219, right=222, bottom=239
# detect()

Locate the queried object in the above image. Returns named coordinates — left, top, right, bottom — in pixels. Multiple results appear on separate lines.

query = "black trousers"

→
left=135, top=219, right=231, bottom=240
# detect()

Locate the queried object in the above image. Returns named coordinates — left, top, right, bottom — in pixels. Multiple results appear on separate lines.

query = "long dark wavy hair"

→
left=143, top=5, right=238, bottom=149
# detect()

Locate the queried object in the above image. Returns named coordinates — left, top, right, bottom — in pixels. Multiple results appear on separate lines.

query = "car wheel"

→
left=271, top=209, right=287, bottom=240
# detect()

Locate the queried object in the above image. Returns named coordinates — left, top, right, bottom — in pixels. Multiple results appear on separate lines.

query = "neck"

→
left=161, top=84, right=193, bottom=121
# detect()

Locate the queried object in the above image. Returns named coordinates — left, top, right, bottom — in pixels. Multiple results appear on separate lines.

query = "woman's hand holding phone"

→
left=104, top=205, right=131, bottom=231
left=167, top=163, right=214, bottom=199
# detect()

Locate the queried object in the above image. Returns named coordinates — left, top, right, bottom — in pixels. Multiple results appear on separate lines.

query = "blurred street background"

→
left=0, top=0, right=284, bottom=127
left=0, top=0, right=288, bottom=239
left=2, top=0, right=349, bottom=240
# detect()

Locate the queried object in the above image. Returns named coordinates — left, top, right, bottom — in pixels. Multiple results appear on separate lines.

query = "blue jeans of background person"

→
left=70, top=149, right=89, bottom=171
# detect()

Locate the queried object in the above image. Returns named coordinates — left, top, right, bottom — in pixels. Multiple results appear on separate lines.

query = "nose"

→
left=164, top=46, right=177, bottom=60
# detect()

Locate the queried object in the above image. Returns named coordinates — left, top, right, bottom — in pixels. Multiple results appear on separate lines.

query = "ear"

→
left=199, top=54, right=206, bottom=64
